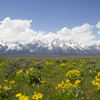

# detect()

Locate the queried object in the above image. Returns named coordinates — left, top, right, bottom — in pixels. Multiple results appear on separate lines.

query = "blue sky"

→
left=0, top=0, right=100, bottom=45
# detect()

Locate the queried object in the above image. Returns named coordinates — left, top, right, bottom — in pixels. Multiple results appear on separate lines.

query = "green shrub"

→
left=4, top=59, right=21, bottom=77
left=25, top=69, right=43, bottom=84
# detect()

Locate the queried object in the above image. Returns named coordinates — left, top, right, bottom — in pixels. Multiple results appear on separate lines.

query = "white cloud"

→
left=96, top=22, right=100, bottom=35
left=0, top=17, right=98, bottom=45
left=95, top=21, right=100, bottom=34
left=0, top=17, right=35, bottom=43
left=56, top=23, right=95, bottom=44
left=31, top=23, right=95, bottom=45
left=88, top=40, right=100, bottom=45
left=96, top=21, right=100, bottom=29
left=71, top=23, right=95, bottom=44
left=98, top=31, right=100, bottom=34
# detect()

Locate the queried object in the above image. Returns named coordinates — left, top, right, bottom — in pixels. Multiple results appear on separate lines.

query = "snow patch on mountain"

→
left=0, top=39, right=100, bottom=55
left=6, top=43, right=23, bottom=51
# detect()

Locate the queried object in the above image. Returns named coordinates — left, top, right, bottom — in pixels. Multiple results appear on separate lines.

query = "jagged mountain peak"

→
left=0, top=39, right=100, bottom=55
left=42, top=39, right=49, bottom=44
left=6, top=44, right=23, bottom=51
left=14, top=42, right=20, bottom=44
left=51, top=39, right=64, bottom=48
left=52, top=38, right=62, bottom=43
left=29, top=39, right=38, bottom=44
left=0, top=40, right=7, bottom=46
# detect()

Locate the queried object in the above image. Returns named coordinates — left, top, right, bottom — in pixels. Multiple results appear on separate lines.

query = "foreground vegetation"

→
left=0, top=56, right=100, bottom=100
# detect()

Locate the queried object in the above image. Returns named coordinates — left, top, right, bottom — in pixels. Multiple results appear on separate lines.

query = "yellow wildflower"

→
left=60, top=83, right=65, bottom=88
left=72, top=85, right=77, bottom=88
left=55, top=86, right=57, bottom=90
left=90, top=69, right=92, bottom=73
left=16, top=70, right=23, bottom=75
left=29, top=67, right=34, bottom=71
left=61, top=80, right=64, bottom=83
left=96, top=82, right=99, bottom=86
left=10, top=80, right=15, bottom=84
left=32, top=94, right=38, bottom=100
left=97, top=72, right=100, bottom=77
left=68, top=83, right=72, bottom=87
left=24, top=74, right=26, bottom=76
left=26, top=70, right=29, bottom=74
left=97, top=87, right=100, bottom=90
left=34, top=91, right=37, bottom=94
left=35, top=68, right=38, bottom=70
left=37, top=93, right=43, bottom=98
left=40, top=81, right=45, bottom=83
left=75, top=80, right=81, bottom=85
left=16, top=93, right=22, bottom=97
left=66, top=79, right=70, bottom=83
left=96, top=78, right=100, bottom=81
left=3, top=86, right=8, bottom=89
left=35, top=62, right=38, bottom=64
left=66, top=83, right=70, bottom=88
left=57, top=83, right=61, bottom=88
left=10, top=86, right=12, bottom=89
left=32, top=60, right=34, bottom=62
left=4, top=79, right=8, bottom=82
left=92, top=80, right=96, bottom=85
left=19, top=95, right=29, bottom=100
left=95, top=76, right=97, bottom=79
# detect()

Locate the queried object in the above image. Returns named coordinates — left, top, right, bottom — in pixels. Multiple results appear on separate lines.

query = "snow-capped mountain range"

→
left=0, top=39, right=100, bottom=55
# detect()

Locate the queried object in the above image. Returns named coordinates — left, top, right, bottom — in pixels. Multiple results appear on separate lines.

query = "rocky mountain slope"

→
left=0, top=39, right=100, bottom=55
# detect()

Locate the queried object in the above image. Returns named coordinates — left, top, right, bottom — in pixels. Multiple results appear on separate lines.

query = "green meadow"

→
left=0, top=56, right=100, bottom=100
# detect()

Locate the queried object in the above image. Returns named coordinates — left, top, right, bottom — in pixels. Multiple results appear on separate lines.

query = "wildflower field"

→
left=0, top=56, right=100, bottom=100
